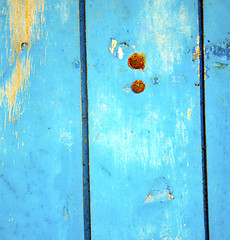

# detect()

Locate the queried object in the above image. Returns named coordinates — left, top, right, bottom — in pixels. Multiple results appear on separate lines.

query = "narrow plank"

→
left=86, top=0, right=205, bottom=239
left=204, top=1, right=230, bottom=239
left=0, top=1, right=84, bottom=239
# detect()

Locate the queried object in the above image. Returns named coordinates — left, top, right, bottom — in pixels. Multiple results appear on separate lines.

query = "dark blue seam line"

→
left=198, top=1, right=210, bottom=239
left=79, top=0, right=91, bottom=239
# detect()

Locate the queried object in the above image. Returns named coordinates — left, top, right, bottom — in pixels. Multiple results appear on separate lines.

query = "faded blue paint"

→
left=0, top=1, right=84, bottom=240
left=204, top=1, right=230, bottom=239
left=86, top=0, right=205, bottom=239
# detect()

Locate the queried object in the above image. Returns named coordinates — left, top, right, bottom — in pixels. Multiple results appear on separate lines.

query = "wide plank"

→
left=86, top=0, right=205, bottom=239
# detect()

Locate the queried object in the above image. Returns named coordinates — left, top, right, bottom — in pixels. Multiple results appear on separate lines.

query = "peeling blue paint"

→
left=213, top=62, right=229, bottom=69
left=205, top=40, right=230, bottom=60
left=145, top=177, right=174, bottom=204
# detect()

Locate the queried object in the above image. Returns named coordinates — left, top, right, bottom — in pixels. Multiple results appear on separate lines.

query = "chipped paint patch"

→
left=109, top=39, right=117, bottom=56
left=0, top=0, right=45, bottom=123
left=145, top=177, right=174, bottom=204
left=109, top=38, right=129, bottom=60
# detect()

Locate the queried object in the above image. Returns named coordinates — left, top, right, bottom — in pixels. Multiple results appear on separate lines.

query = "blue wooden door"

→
left=0, top=0, right=230, bottom=240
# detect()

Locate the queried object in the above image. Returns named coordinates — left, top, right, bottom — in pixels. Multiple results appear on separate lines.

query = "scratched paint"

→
left=123, top=84, right=131, bottom=93
left=140, top=0, right=192, bottom=73
left=0, top=0, right=44, bottom=123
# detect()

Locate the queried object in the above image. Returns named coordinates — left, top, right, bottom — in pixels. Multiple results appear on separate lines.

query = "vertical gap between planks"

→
left=198, top=0, right=210, bottom=239
left=79, top=0, right=91, bottom=239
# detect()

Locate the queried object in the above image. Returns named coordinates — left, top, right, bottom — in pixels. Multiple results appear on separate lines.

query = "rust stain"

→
left=193, top=36, right=207, bottom=80
left=128, top=53, right=145, bottom=70
left=193, top=36, right=200, bottom=62
left=131, top=80, right=145, bottom=94
left=187, top=109, right=192, bottom=119
left=0, top=0, right=45, bottom=123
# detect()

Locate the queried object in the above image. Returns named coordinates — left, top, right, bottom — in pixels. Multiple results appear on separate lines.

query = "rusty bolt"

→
left=128, top=53, right=145, bottom=70
left=132, top=80, right=145, bottom=93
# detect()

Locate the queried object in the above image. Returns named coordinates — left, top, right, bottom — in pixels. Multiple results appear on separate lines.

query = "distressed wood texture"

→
left=204, top=1, right=230, bottom=239
left=0, top=1, right=84, bottom=239
left=87, top=0, right=205, bottom=239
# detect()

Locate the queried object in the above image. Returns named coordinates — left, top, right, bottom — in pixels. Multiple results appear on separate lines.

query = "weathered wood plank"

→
left=0, top=1, right=83, bottom=239
left=204, top=1, right=230, bottom=239
left=86, top=0, right=205, bottom=239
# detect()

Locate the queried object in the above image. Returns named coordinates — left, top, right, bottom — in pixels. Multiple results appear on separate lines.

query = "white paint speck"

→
left=117, top=47, right=124, bottom=59
left=109, top=39, right=117, bottom=56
